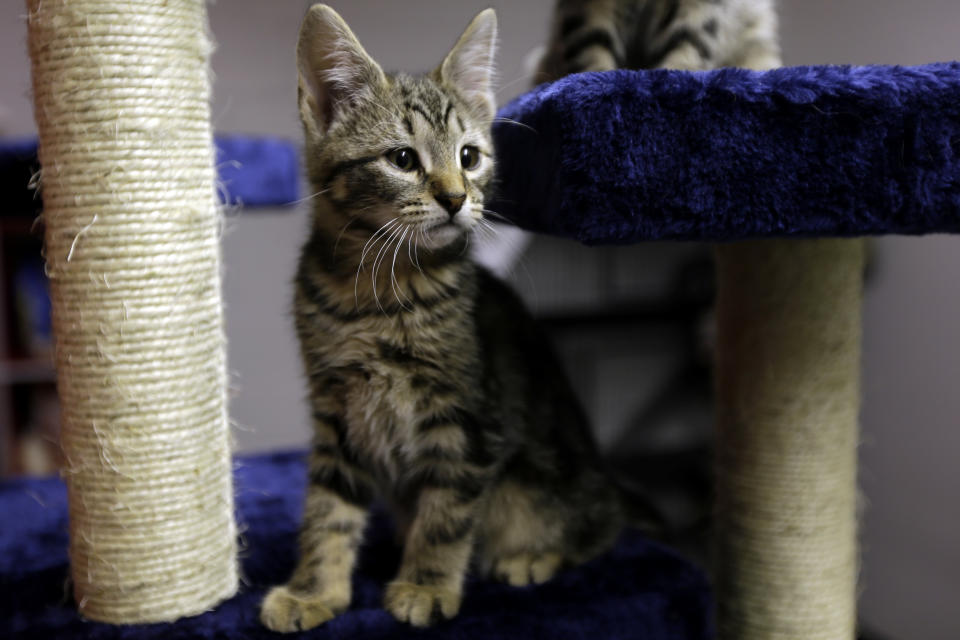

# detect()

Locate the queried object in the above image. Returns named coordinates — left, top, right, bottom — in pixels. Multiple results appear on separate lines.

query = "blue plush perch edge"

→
left=491, top=62, right=960, bottom=243
left=0, top=135, right=300, bottom=213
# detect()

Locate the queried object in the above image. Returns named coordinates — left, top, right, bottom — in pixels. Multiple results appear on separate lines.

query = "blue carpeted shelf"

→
left=0, top=135, right=300, bottom=215
left=0, top=452, right=711, bottom=639
left=491, top=62, right=960, bottom=243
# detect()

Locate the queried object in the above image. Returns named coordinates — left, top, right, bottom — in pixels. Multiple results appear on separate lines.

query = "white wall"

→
left=2, top=2, right=959, bottom=638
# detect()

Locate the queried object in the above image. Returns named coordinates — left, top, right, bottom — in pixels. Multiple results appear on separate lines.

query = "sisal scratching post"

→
left=25, top=0, right=237, bottom=624
left=714, top=238, right=864, bottom=639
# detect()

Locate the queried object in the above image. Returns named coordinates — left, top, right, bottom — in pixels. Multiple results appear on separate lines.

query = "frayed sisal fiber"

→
left=25, top=0, right=237, bottom=624
left=715, top=238, right=864, bottom=640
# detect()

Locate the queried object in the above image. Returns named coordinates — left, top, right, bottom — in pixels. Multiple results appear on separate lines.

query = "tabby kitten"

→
left=536, top=0, right=781, bottom=81
left=259, top=5, right=624, bottom=631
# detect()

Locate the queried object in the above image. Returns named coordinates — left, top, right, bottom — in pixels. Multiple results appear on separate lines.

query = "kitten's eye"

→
left=386, top=148, right=419, bottom=172
left=460, top=145, right=481, bottom=170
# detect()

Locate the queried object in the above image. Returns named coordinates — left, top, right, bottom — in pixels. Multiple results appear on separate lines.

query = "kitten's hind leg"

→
left=260, top=422, right=375, bottom=632
left=478, top=481, right=569, bottom=587
left=480, top=475, right=623, bottom=587
left=492, top=551, right=564, bottom=587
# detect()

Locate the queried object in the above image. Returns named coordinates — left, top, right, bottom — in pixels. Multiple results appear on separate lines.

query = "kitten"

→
left=260, top=5, right=624, bottom=631
left=536, top=0, right=780, bottom=81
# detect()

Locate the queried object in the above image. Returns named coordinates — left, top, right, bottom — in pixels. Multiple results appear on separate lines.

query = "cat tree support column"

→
left=25, top=0, right=237, bottom=623
left=715, top=238, right=863, bottom=640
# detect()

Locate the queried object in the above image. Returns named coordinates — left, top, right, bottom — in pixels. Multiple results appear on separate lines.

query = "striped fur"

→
left=260, top=5, right=624, bottom=632
left=536, top=0, right=781, bottom=81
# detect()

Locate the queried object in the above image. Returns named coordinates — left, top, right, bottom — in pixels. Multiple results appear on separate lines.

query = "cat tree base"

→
left=714, top=238, right=863, bottom=640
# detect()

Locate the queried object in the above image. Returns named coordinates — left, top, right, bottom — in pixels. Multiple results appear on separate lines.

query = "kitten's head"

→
left=297, top=5, right=497, bottom=255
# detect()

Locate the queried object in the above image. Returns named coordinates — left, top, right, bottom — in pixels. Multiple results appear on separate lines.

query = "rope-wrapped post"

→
left=25, top=0, right=237, bottom=624
left=714, top=238, right=864, bottom=639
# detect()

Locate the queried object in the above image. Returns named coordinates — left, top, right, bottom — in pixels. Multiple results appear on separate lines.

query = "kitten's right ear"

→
left=297, top=4, right=385, bottom=138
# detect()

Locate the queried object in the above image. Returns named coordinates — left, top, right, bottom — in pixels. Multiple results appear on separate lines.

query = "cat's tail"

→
left=613, top=478, right=707, bottom=545
left=613, top=478, right=666, bottom=533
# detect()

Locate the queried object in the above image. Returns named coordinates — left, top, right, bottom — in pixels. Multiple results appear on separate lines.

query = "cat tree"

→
left=15, top=0, right=960, bottom=637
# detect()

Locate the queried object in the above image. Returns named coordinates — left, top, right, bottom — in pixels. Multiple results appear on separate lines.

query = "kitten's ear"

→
left=297, top=4, right=385, bottom=138
left=439, top=9, right=498, bottom=121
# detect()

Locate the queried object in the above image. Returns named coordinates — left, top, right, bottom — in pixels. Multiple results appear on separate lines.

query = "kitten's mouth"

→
left=422, top=220, right=466, bottom=248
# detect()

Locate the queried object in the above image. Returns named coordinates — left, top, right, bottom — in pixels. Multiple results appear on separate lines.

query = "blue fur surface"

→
left=0, top=451, right=710, bottom=639
left=0, top=135, right=299, bottom=214
left=491, top=62, right=960, bottom=243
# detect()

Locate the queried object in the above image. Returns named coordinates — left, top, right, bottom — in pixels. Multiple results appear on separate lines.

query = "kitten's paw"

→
left=384, top=581, right=460, bottom=627
left=259, top=585, right=340, bottom=633
left=493, top=551, right=562, bottom=587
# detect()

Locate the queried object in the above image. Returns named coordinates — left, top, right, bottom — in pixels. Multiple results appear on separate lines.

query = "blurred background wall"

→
left=1, top=2, right=958, bottom=639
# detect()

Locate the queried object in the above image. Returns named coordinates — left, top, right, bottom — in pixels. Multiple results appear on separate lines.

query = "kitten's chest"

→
left=342, top=376, right=411, bottom=481
left=335, top=324, right=475, bottom=479
left=337, top=347, right=453, bottom=481
left=298, top=264, right=479, bottom=477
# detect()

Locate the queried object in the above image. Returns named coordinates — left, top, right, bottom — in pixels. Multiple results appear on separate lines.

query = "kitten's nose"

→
left=434, top=192, right=466, bottom=216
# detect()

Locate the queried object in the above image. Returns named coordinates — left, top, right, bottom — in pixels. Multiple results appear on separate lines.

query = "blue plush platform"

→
left=0, top=135, right=299, bottom=214
left=0, top=452, right=711, bottom=640
left=492, top=62, right=960, bottom=243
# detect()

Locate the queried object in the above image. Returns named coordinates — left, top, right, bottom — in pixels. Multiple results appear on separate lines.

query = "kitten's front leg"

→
left=385, top=485, right=481, bottom=627
left=385, top=417, right=491, bottom=627
left=260, top=408, right=374, bottom=632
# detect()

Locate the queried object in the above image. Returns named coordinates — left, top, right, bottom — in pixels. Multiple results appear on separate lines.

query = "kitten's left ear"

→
left=439, top=8, right=498, bottom=121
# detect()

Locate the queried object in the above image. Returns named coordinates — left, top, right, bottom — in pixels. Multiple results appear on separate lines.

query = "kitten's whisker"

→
left=333, top=217, right=359, bottom=258
left=359, top=218, right=400, bottom=267
left=406, top=226, right=422, bottom=275
left=495, top=72, right=538, bottom=96
left=474, top=221, right=497, bottom=245
left=468, top=218, right=486, bottom=239
left=284, top=187, right=332, bottom=206
left=478, top=219, right=501, bottom=238
left=470, top=228, right=486, bottom=246
left=371, top=225, right=404, bottom=314
left=481, top=226, right=499, bottom=246
left=491, top=117, right=538, bottom=134
left=371, top=230, right=396, bottom=313
left=475, top=212, right=498, bottom=232
left=359, top=219, right=396, bottom=264
left=390, top=228, right=413, bottom=311
left=382, top=226, right=410, bottom=310
left=480, top=208, right=513, bottom=225
left=356, top=218, right=400, bottom=309
left=413, top=227, right=425, bottom=273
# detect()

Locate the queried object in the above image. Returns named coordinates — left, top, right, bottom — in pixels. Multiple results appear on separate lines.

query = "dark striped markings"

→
left=650, top=27, right=712, bottom=67
left=309, top=458, right=375, bottom=507
left=322, top=155, right=380, bottom=187
left=559, top=13, right=585, bottom=38
left=562, top=28, right=624, bottom=67
left=422, top=514, right=475, bottom=546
